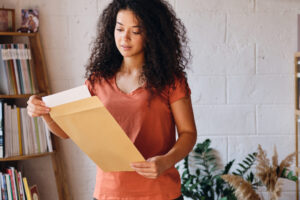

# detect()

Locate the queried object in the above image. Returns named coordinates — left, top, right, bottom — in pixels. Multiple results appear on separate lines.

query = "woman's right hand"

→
left=27, top=95, right=51, bottom=117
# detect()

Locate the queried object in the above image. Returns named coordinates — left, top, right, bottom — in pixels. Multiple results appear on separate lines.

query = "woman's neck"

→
left=121, top=55, right=145, bottom=74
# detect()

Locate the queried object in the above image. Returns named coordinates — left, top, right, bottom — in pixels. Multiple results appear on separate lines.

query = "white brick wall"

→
left=1, top=0, right=299, bottom=199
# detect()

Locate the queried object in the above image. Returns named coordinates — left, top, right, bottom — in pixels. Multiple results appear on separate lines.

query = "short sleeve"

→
left=85, top=79, right=95, bottom=96
left=169, top=77, right=191, bottom=104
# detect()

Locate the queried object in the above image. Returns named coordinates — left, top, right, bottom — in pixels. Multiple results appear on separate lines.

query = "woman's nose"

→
left=122, top=30, right=131, bottom=41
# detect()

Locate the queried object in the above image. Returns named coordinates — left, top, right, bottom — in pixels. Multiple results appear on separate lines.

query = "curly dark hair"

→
left=85, top=0, right=191, bottom=95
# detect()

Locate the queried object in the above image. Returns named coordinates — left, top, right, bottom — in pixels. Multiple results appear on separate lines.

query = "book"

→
left=4, top=103, right=11, bottom=158
left=5, top=174, right=12, bottom=200
left=6, top=168, right=16, bottom=200
left=1, top=103, right=52, bottom=157
left=9, top=44, right=21, bottom=94
left=17, top=107, right=23, bottom=156
left=13, top=44, right=25, bottom=94
left=45, top=125, right=53, bottom=152
left=29, top=185, right=39, bottom=200
left=12, top=168, right=21, bottom=200
left=0, top=44, right=9, bottom=94
left=22, top=177, right=31, bottom=200
left=0, top=100, right=4, bottom=158
left=17, top=172, right=25, bottom=200
left=2, top=173, right=8, bottom=200
left=0, top=43, right=39, bottom=95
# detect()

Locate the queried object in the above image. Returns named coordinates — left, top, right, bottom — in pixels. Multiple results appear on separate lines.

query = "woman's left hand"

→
left=130, top=155, right=172, bottom=179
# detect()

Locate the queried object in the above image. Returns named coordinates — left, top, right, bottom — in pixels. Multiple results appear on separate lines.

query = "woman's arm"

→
left=131, top=97, right=197, bottom=179
left=41, top=114, right=69, bottom=139
left=163, top=96, right=197, bottom=166
left=27, top=95, right=69, bottom=139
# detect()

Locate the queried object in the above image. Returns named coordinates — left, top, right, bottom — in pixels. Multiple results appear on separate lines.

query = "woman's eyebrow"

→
left=116, top=21, right=141, bottom=28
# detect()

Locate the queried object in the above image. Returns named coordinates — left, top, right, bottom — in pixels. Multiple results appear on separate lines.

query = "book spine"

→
left=0, top=172, right=2, bottom=200
left=11, top=106, right=18, bottom=157
left=5, top=174, right=12, bottom=200
left=33, top=118, right=40, bottom=153
left=17, top=108, right=23, bottom=156
left=0, top=100, right=4, bottom=158
left=4, top=44, right=17, bottom=95
left=9, top=44, right=21, bottom=95
left=13, top=44, right=24, bottom=94
left=20, top=109, right=28, bottom=155
left=44, top=125, right=53, bottom=153
left=12, top=168, right=20, bottom=200
left=1, top=45, right=14, bottom=95
left=6, top=169, right=16, bottom=200
left=2, top=173, right=8, bottom=200
left=17, top=172, right=25, bottom=200
left=0, top=44, right=9, bottom=95
left=19, top=44, right=30, bottom=94
left=22, top=178, right=31, bottom=200
left=24, top=44, right=36, bottom=94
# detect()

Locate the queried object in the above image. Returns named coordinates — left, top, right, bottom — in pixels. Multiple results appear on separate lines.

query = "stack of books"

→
left=0, top=43, right=39, bottom=95
left=0, top=101, right=53, bottom=158
left=0, top=166, right=35, bottom=200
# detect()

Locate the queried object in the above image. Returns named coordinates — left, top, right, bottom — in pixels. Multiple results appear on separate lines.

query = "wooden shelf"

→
left=0, top=30, right=69, bottom=199
left=0, top=93, right=46, bottom=99
left=0, top=32, right=37, bottom=37
left=0, top=152, right=55, bottom=162
left=296, top=110, right=300, bottom=116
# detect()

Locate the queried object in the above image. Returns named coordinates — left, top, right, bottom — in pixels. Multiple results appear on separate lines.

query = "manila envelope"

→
left=49, top=96, right=145, bottom=171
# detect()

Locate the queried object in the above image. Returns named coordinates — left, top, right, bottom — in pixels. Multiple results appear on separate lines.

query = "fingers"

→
left=131, top=163, right=156, bottom=172
left=131, top=161, right=160, bottom=179
left=135, top=171, right=158, bottom=179
left=27, top=95, right=50, bottom=117
left=27, top=104, right=50, bottom=116
left=131, top=161, right=153, bottom=168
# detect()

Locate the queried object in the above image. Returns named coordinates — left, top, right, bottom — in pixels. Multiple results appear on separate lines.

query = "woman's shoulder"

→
left=165, top=75, right=191, bottom=104
left=85, top=75, right=114, bottom=95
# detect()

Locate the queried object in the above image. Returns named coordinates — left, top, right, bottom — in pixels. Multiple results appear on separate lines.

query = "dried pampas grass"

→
left=270, top=179, right=283, bottom=200
left=256, top=145, right=277, bottom=191
left=256, top=145, right=295, bottom=200
left=272, top=146, right=278, bottom=168
left=221, top=174, right=261, bottom=200
left=278, top=152, right=295, bottom=176
left=221, top=145, right=295, bottom=200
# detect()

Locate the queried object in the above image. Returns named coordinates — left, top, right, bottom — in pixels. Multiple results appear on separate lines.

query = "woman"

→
left=27, top=0, right=197, bottom=199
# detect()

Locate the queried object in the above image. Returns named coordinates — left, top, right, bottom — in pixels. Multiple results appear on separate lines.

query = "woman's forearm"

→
left=164, top=131, right=197, bottom=168
left=42, top=114, right=69, bottom=139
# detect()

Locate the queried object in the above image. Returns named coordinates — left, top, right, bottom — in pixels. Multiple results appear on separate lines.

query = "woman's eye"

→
left=132, top=31, right=141, bottom=35
left=116, top=29, right=123, bottom=32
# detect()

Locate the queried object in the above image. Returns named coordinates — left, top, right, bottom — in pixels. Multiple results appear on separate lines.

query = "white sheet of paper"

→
left=42, top=85, right=91, bottom=107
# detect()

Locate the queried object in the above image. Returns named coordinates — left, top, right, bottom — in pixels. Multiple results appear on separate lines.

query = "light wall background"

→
left=0, top=0, right=298, bottom=199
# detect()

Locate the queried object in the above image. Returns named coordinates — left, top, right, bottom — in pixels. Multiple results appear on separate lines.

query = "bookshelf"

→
left=294, top=52, right=300, bottom=200
left=0, top=32, right=70, bottom=200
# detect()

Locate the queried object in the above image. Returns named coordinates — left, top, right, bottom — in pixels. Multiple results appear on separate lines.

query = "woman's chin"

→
left=120, top=51, right=144, bottom=58
left=121, top=52, right=137, bottom=58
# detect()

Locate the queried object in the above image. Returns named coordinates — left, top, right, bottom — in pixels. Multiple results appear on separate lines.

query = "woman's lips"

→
left=121, top=45, right=132, bottom=51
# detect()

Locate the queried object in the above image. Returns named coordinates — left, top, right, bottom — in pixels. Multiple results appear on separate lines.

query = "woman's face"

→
left=114, top=9, right=145, bottom=58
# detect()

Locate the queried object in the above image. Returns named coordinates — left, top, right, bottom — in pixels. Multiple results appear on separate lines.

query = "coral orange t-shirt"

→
left=85, top=75, right=190, bottom=200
